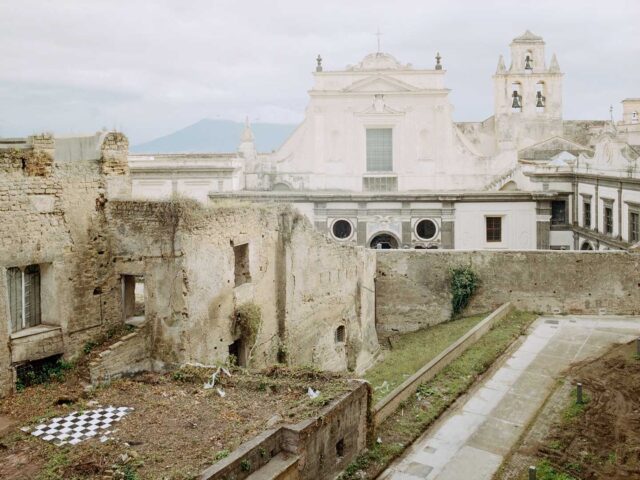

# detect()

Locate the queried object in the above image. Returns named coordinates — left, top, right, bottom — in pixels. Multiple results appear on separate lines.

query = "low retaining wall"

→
left=376, top=250, right=640, bottom=334
left=88, top=328, right=152, bottom=384
left=200, top=380, right=371, bottom=480
left=372, top=303, right=514, bottom=427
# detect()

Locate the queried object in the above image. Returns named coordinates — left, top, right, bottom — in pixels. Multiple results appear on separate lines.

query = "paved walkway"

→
left=378, top=316, right=640, bottom=480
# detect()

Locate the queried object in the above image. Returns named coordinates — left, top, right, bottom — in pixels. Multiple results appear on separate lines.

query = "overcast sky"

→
left=1, top=0, right=638, bottom=144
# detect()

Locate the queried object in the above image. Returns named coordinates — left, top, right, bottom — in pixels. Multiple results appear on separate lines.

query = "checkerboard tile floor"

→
left=20, top=406, right=133, bottom=447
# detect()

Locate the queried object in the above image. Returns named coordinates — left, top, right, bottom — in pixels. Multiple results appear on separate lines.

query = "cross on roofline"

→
left=375, top=27, right=382, bottom=53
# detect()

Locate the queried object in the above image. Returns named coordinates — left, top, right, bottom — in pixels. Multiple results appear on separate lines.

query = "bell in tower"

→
left=524, top=55, right=533, bottom=71
left=536, top=91, right=545, bottom=108
left=511, top=90, right=522, bottom=110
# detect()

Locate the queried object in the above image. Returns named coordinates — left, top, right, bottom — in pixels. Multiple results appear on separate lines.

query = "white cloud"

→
left=0, top=0, right=638, bottom=143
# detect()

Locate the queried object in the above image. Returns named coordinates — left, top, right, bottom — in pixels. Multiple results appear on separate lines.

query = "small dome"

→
left=348, top=52, right=411, bottom=71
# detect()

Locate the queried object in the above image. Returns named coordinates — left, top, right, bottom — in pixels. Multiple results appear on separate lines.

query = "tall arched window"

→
left=511, top=82, right=522, bottom=112
left=536, top=82, right=546, bottom=112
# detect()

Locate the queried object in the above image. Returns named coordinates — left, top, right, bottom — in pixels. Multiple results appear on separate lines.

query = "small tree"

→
left=450, top=266, right=479, bottom=318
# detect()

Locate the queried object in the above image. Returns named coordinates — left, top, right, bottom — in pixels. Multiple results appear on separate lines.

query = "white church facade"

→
left=129, top=31, right=640, bottom=251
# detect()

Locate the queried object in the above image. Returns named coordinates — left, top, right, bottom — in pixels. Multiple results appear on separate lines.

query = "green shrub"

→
left=450, top=266, right=479, bottom=318
left=233, top=303, right=262, bottom=348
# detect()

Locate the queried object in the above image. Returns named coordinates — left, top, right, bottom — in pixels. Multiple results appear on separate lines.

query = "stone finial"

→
left=549, top=53, right=561, bottom=73
left=435, top=52, right=442, bottom=70
left=240, top=116, right=254, bottom=143
left=316, top=54, right=323, bottom=72
left=496, top=54, right=506, bottom=74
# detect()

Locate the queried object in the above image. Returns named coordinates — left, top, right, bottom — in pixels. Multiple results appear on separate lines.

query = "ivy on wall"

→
left=450, top=266, right=479, bottom=318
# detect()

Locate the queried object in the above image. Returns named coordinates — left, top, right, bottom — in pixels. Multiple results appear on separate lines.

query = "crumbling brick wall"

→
left=0, top=133, right=130, bottom=397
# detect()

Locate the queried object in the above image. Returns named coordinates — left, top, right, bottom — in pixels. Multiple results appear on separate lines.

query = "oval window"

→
left=416, top=219, right=437, bottom=240
left=332, top=219, right=353, bottom=240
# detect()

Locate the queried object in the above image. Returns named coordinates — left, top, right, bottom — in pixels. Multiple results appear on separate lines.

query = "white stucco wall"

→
left=454, top=202, right=537, bottom=250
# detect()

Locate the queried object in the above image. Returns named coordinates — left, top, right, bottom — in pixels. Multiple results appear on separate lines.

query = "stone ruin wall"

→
left=104, top=200, right=378, bottom=374
left=376, top=250, right=640, bottom=335
left=0, top=133, right=130, bottom=396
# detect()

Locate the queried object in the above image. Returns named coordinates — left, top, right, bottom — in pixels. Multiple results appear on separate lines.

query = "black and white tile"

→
left=21, top=406, right=133, bottom=447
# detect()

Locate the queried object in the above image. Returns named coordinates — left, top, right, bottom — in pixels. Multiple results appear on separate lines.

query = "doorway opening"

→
left=369, top=233, right=399, bottom=249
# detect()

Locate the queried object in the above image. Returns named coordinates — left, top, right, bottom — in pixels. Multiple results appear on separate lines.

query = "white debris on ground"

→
left=20, top=406, right=133, bottom=447
left=307, top=387, right=320, bottom=399
left=203, top=366, right=232, bottom=390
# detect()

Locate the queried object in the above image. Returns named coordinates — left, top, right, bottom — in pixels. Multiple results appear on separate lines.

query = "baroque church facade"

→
left=129, top=31, right=640, bottom=251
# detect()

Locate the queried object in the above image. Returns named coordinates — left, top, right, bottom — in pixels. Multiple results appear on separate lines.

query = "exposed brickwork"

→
left=0, top=133, right=130, bottom=397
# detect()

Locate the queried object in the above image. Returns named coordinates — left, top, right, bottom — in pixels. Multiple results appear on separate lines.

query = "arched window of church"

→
left=633, top=111, right=639, bottom=124
left=524, top=51, right=533, bottom=72
left=511, top=82, right=523, bottom=112
left=536, top=82, right=546, bottom=112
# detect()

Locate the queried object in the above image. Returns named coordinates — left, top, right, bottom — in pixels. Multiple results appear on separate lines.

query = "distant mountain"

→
left=130, top=119, right=297, bottom=154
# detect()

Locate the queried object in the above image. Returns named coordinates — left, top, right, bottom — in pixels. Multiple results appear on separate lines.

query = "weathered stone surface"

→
left=376, top=250, right=640, bottom=334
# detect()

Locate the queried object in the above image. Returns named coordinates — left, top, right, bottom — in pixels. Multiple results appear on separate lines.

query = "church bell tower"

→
left=493, top=30, right=563, bottom=149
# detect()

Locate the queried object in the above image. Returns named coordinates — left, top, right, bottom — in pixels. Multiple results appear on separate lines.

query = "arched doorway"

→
left=580, top=241, right=594, bottom=251
left=369, top=233, right=399, bottom=249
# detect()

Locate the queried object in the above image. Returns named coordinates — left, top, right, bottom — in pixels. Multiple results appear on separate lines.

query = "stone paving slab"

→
left=378, top=316, right=640, bottom=480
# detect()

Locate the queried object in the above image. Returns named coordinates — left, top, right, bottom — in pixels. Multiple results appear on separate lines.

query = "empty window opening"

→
left=336, top=438, right=345, bottom=459
left=7, top=264, right=41, bottom=333
left=551, top=201, right=567, bottom=225
left=369, top=233, right=399, bottom=249
left=335, top=325, right=346, bottom=343
left=486, top=217, right=502, bottom=243
left=233, top=243, right=251, bottom=286
left=122, top=275, right=145, bottom=325
left=632, top=111, right=638, bottom=124
left=630, top=211, right=639, bottom=243
left=604, top=206, right=614, bottom=235
left=511, top=83, right=522, bottom=112
left=415, top=219, right=437, bottom=240
left=228, top=339, right=246, bottom=367
left=580, top=241, right=594, bottom=251
left=332, top=220, right=353, bottom=240
left=536, top=82, right=546, bottom=112
left=366, top=128, right=393, bottom=172
left=583, top=201, right=591, bottom=228
left=15, top=354, right=63, bottom=389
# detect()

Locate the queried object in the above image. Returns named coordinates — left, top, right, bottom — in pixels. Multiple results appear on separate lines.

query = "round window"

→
left=332, top=219, right=353, bottom=240
left=415, top=219, right=437, bottom=240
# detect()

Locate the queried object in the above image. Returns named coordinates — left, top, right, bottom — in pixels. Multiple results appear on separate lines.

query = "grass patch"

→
left=340, top=310, right=538, bottom=479
left=365, top=313, right=487, bottom=403
left=562, top=390, right=590, bottom=422
left=534, top=460, right=578, bottom=480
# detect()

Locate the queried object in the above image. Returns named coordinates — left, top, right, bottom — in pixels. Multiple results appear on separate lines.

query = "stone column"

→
left=357, top=202, right=367, bottom=247
left=536, top=200, right=551, bottom=250
left=441, top=201, right=455, bottom=249
left=401, top=202, right=411, bottom=247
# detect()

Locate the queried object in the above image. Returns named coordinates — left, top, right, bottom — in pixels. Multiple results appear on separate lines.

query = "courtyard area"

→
left=379, top=316, right=640, bottom=480
left=0, top=360, right=349, bottom=479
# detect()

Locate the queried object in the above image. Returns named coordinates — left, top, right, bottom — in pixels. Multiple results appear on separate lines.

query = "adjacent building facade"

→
left=129, top=31, right=640, bottom=251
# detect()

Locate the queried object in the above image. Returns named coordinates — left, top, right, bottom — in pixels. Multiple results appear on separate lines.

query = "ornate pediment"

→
left=344, top=75, right=418, bottom=93
left=518, top=136, right=592, bottom=161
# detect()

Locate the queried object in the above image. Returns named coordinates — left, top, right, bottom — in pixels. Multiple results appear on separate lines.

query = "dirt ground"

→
left=0, top=360, right=350, bottom=480
left=499, top=340, right=640, bottom=480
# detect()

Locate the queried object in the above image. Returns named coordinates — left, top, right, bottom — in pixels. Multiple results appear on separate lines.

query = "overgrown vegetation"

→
left=450, top=265, right=479, bottom=318
left=233, top=302, right=262, bottom=365
left=365, top=313, right=487, bottom=403
left=339, top=310, right=537, bottom=479
left=16, top=358, right=73, bottom=391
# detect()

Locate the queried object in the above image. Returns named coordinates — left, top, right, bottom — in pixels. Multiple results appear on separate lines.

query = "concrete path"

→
left=378, top=316, right=640, bottom=480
